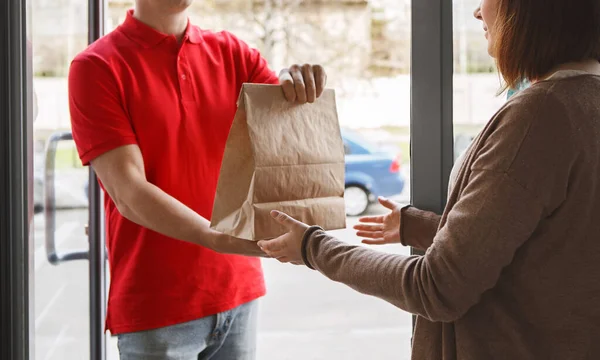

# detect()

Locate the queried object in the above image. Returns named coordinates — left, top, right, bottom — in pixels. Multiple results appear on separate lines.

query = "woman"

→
left=258, top=0, right=600, bottom=359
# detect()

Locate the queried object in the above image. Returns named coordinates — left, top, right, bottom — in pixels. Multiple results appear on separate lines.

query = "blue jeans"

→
left=117, top=300, right=258, bottom=360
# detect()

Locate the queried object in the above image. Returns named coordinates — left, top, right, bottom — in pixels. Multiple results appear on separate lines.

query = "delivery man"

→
left=68, top=0, right=327, bottom=358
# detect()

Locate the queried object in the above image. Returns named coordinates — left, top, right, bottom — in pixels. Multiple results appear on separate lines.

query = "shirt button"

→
left=181, top=74, right=187, bottom=80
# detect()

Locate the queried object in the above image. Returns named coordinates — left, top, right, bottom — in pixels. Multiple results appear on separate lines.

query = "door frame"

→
left=411, top=0, right=454, bottom=219
left=87, top=2, right=108, bottom=360
left=410, top=0, right=455, bottom=332
left=0, top=0, right=34, bottom=359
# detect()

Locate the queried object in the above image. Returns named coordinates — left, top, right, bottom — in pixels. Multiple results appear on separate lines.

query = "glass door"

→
left=33, top=0, right=108, bottom=358
left=9, top=0, right=108, bottom=359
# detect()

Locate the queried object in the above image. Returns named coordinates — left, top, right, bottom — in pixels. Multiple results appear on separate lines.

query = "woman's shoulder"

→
left=490, top=76, right=594, bottom=135
left=496, top=75, right=600, bottom=136
left=470, top=78, right=586, bottom=174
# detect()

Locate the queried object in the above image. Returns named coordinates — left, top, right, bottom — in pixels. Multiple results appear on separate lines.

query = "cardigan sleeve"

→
left=400, top=205, right=441, bottom=251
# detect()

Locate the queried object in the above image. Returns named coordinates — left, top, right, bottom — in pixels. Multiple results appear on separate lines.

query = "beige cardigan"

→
left=305, top=73, right=600, bottom=359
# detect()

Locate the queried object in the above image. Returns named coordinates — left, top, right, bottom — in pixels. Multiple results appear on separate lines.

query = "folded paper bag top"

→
left=210, top=83, right=347, bottom=240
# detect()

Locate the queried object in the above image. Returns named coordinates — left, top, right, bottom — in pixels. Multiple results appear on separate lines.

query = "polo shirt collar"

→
left=120, top=9, right=202, bottom=48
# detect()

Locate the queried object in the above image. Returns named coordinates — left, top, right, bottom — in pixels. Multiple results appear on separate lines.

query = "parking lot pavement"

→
left=35, top=207, right=413, bottom=360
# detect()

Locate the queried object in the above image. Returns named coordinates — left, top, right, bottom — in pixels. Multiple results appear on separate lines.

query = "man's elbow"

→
left=115, top=199, right=136, bottom=221
left=107, top=183, right=140, bottom=222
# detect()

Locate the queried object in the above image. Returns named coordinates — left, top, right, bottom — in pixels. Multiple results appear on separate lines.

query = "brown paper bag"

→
left=210, top=83, right=346, bottom=240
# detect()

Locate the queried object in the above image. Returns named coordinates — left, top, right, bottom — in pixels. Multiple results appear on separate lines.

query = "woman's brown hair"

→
left=493, top=0, right=600, bottom=89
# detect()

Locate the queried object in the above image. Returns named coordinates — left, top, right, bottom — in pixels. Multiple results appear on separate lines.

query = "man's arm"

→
left=90, top=144, right=266, bottom=257
left=68, top=57, right=265, bottom=257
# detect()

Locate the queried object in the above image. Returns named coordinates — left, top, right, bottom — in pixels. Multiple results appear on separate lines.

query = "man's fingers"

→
left=289, top=65, right=307, bottom=104
left=302, top=64, right=317, bottom=103
left=356, top=230, right=383, bottom=239
left=313, top=64, right=326, bottom=98
left=378, top=196, right=398, bottom=210
left=279, top=70, right=296, bottom=102
left=281, top=64, right=325, bottom=102
left=358, top=216, right=384, bottom=224
left=353, top=224, right=383, bottom=232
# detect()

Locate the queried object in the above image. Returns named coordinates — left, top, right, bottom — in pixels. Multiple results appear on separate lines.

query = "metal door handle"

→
left=44, top=131, right=88, bottom=264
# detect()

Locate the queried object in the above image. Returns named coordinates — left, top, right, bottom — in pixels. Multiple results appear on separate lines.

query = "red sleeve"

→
left=246, top=45, right=279, bottom=85
left=225, top=32, right=279, bottom=85
left=68, top=57, right=138, bottom=166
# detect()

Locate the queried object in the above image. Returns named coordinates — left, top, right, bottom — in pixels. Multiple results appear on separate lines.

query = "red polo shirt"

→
left=68, top=11, right=279, bottom=334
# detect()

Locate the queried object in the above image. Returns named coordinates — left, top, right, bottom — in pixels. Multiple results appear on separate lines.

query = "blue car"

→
left=342, top=129, right=405, bottom=216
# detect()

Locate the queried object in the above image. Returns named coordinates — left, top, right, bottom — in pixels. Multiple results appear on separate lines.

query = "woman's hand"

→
left=257, top=210, right=309, bottom=265
left=354, top=197, right=402, bottom=245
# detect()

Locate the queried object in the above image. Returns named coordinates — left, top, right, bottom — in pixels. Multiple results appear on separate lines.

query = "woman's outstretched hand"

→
left=354, top=197, right=402, bottom=245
